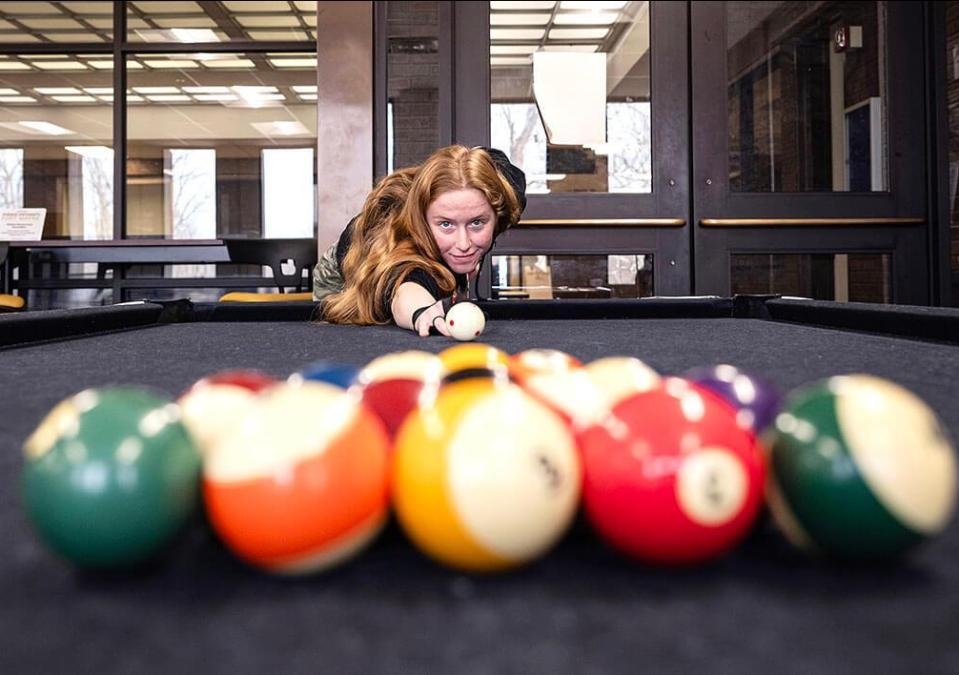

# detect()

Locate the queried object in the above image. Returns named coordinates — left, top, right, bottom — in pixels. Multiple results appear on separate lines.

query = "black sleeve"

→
left=379, top=268, right=443, bottom=320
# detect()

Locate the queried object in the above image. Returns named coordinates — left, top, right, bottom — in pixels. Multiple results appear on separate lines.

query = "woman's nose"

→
left=455, top=227, right=470, bottom=250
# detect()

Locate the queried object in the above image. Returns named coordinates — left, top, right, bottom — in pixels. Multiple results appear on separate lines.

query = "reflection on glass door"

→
left=489, top=0, right=651, bottom=195
left=726, top=1, right=888, bottom=193
left=693, top=1, right=927, bottom=305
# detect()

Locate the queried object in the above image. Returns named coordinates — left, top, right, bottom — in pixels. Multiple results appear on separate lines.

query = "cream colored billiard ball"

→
left=445, top=302, right=486, bottom=341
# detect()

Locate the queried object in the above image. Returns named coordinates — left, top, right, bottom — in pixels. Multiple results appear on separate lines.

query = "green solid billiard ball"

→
left=765, top=375, right=957, bottom=560
left=22, top=387, right=201, bottom=568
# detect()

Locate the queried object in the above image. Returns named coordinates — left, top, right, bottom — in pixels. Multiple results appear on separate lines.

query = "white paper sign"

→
left=0, top=208, right=46, bottom=241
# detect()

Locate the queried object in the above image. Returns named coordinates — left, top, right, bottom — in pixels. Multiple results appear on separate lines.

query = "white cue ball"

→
left=445, top=302, right=486, bottom=341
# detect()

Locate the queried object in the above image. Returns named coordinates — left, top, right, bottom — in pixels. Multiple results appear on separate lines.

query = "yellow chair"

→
left=219, top=291, right=314, bottom=303
left=0, top=293, right=25, bottom=311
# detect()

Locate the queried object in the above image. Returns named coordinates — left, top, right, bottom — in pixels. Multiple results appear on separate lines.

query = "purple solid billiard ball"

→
left=683, top=364, right=783, bottom=432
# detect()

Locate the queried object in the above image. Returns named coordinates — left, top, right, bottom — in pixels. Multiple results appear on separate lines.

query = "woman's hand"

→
left=413, top=300, right=451, bottom=337
left=392, top=282, right=453, bottom=337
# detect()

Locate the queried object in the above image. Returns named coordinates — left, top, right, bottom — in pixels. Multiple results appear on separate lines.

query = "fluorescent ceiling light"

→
left=146, top=94, right=191, bottom=102
left=35, top=87, right=82, bottom=95
left=19, top=121, right=74, bottom=135
left=51, top=95, right=97, bottom=102
left=203, top=59, right=255, bottom=69
left=83, top=87, right=113, bottom=95
left=0, top=96, right=35, bottom=103
left=490, top=28, right=546, bottom=40
left=236, top=15, right=301, bottom=27
left=0, top=62, right=31, bottom=70
left=297, top=93, right=316, bottom=101
left=32, top=61, right=88, bottom=70
left=142, top=59, right=199, bottom=69
left=231, top=86, right=279, bottom=94
left=193, top=94, right=238, bottom=102
left=65, top=145, right=113, bottom=159
left=554, top=12, right=620, bottom=25
left=134, top=86, right=180, bottom=94
left=170, top=28, right=219, bottom=42
left=490, top=13, right=551, bottom=26
left=291, top=85, right=317, bottom=93
left=20, top=18, right=84, bottom=29
left=268, top=58, right=317, bottom=68
left=86, top=61, right=115, bottom=69
left=548, top=28, right=609, bottom=39
left=183, top=86, right=231, bottom=93
left=251, top=120, right=310, bottom=137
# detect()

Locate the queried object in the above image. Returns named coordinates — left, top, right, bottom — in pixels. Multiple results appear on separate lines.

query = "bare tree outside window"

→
left=81, top=155, right=113, bottom=240
left=166, top=149, right=216, bottom=277
left=607, top=102, right=652, bottom=193
left=491, top=103, right=547, bottom=193
left=0, top=149, right=23, bottom=209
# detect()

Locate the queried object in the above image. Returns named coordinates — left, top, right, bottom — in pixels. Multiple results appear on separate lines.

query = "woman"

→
left=314, top=145, right=527, bottom=336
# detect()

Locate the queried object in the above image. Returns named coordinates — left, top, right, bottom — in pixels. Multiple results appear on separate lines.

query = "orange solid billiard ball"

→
left=203, top=381, right=390, bottom=574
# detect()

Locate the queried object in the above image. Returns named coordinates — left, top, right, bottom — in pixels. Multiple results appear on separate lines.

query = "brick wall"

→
left=388, top=2, right=440, bottom=171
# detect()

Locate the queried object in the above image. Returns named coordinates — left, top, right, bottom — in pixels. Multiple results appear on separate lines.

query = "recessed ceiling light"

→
left=182, top=86, right=231, bottom=94
left=490, top=13, right=551, bottom=26
left=268, top=58, right=317, bottom=68
left=32, top=61, right=88, bottom=70
left=133, top=87, right=180, bottom=94
left=19, top=121, right=74, bottom=135
left=203, top=59, right=256, bottom=69
left=251, top=120, right=310, bottom=137
left=193, top=94, right=239, bottom=102
left=142, top=59, right=200, bottom=69
left=548, top=28, right=609, bottom=39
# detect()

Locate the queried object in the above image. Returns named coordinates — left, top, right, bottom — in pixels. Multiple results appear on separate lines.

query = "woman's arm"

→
left=391, top=281, right=451, bottom=337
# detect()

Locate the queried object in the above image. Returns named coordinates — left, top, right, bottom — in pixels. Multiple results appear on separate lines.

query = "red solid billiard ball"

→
left=578, top=377, right=766, bottom=565
left=356, top=351, right=445, bottom=439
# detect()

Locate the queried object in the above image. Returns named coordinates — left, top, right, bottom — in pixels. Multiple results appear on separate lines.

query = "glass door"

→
left=452, top=0, right=691, bottom=300
left=440, top=1, right=931, bottom=304
left=691, top=1, right=929, bottom=304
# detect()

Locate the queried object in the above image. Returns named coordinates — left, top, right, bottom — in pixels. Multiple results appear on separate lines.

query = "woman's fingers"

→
left=432, top=315, right=451, bottom=337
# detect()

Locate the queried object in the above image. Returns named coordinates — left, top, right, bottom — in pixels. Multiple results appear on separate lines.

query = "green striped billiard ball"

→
left=22, top=387, right=201, bottom=568
left=766, top=375, right=957, bottom=560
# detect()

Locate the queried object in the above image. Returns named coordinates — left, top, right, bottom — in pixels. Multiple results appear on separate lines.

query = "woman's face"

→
left=425, top=187, right=495, bottom=274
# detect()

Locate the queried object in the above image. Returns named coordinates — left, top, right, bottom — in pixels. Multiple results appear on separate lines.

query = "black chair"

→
left=220, top=238, right=317, bottom=301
